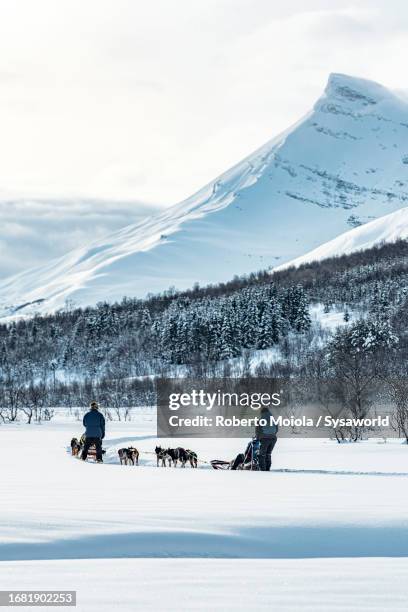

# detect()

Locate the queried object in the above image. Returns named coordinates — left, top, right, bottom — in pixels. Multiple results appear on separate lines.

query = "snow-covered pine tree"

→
left=256, top=298, right=281, bottom=349
left=282, top=285, right=311, bottom=332
left=139, top=307, right=152, bottom=331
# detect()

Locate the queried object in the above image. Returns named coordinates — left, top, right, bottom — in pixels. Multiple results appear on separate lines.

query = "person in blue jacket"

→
left=81, top=401, right=105, bottom=462
left=255, top=406, right=278, bottom=471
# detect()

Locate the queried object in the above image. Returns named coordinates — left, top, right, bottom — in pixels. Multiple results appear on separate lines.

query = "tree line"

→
left=1, top=238, right=408, bottom=437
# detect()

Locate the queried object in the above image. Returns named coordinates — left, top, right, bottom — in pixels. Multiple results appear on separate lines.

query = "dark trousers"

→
left=258, top=437, right=277, bottom=471
left=82, top=436, right=103, bottom=461
left=231, top=453, right=245, bottom=470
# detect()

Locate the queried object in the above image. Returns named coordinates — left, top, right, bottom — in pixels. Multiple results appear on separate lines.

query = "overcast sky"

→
left=0, top=0, right=407, bottom=277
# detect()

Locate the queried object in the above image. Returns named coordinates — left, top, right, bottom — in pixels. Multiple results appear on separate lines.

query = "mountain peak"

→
left=2, top=73, right=408, bottom=318
left=322, top=73, right=394, bottom=107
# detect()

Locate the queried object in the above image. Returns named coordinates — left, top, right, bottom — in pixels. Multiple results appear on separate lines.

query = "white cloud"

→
left=0, top=200, right=158, bottom=277
left=0, top=0, right=407, bottom=277
left=0, top=1, right=407, bottom=203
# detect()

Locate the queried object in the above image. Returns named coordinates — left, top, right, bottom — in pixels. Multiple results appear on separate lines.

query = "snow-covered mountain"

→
left=2, top=73, right=408, bottom=317
left=276, top=207, right=408, bottom=270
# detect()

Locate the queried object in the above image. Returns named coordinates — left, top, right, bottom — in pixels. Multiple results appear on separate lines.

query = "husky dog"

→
left=126, top=447, right=139, bottom=466
left=186, top=449, right=198, bottom=468
left=165, top=447, right=198, bottom=468
left=165, top=447, right=180, bottom=467
left=155, top=445, right=169, bottom=467
left=70, top=438, right=81, bottom=457
left=118, top=447, right=139, bottom=466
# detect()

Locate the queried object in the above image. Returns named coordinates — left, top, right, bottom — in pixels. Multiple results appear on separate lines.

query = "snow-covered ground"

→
left=277, top=207, right=408, bottom=271
left=2, top=559, right=408, bottom=611
left=309, top=303, right=350, bottom=330
left=1, top=409, right=407, bottom=610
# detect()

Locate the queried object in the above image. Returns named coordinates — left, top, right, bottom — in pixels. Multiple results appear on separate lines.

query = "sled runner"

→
left=211, top=459, right=232, bottom=470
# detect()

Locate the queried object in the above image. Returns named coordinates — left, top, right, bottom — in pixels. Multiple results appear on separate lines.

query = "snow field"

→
left=1, top=558, right=408, bottom=611
left=1, top=410, right=407, bottom=610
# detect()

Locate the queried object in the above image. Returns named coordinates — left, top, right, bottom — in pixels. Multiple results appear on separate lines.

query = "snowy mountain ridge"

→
left=276, top=207, right=408, bottom=270
left=2, top=73, right=408, bottom=318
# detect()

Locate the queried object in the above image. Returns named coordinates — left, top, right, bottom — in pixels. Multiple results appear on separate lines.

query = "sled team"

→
left=71, top=402, right=278, bottom=471
left=155, top=446, right=198, bottom=468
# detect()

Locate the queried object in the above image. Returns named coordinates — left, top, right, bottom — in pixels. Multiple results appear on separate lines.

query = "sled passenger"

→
left=81, top=401, right=105, bottom=463
left=255, top=406, right=278, bottom=471
left=230, top=438, right=260, bottom=470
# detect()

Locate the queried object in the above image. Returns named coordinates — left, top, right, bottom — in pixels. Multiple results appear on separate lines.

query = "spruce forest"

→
left=1, top=239, right=408, bottom=431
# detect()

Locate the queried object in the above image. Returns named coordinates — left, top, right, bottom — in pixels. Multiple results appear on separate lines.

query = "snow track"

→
left=78, top=446, right=408, bottom=478
left=273, top=468, right=408, bottom=478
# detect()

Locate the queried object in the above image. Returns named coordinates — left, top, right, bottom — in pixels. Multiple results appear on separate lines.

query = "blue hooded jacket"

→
left=83, top=408, right=105, bottom=439
left=255, top=407, right=278, bottom=439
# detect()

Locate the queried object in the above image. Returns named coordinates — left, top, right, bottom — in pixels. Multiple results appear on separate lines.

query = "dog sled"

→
left=85, top=445, right=106, bottom=461
left=211, top=439, right=261, bottom=471
left=70, top=436, right=106, bottom=462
